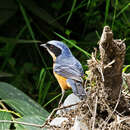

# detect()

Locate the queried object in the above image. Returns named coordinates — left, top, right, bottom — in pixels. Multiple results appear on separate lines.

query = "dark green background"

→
left=0, top=0, right=130, bottom=111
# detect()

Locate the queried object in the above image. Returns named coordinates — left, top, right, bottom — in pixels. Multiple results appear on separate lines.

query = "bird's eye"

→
left=49, top=45, right=53, bottom=50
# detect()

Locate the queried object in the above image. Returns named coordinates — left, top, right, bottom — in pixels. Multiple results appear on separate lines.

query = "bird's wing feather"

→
left=54, top=63, right=83, bottom=82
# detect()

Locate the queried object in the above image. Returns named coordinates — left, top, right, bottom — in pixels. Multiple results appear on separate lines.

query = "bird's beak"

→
left=40, top=44, right=47, bottom=48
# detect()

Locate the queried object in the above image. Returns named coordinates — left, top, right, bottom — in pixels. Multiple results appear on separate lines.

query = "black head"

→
left=45, top=43, right=62, bottom=57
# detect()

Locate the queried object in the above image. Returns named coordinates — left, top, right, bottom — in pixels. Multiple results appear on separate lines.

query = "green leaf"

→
left=116, top=3, right=130, bottom=18
left=123, top=65, right=130, bottom=72
left=43, top=93, right=61, bottom=107
left=0, top=37, right=42, bottom=44
left=54, top=32, right=91, bottom=57
left=66, top=0, right=77, bottom=24
left=15, top=115, right=45, bottom=130
left=0, top=111, right=12, bottom=129
left=0, top=82, right=49, bottom=118
left=65, top=29, right=72, bottom=36
left=112, top=0, right=118, bottom=29
left=20, top=0, right=64, bottom=31
left=0, top=72, right=13, bottom=77
left=4, top=99, right=46, bottom=117
left=38, top=68, right=46, bottom=104
left=104, top=0, right=110, bottom=25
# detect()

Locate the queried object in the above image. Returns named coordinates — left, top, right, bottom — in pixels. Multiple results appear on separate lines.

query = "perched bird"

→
left=41, top=40, right=86, bottom=105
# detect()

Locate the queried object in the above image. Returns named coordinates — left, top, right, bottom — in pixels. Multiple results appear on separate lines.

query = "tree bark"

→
left=98, top=26, right=129, bottom=114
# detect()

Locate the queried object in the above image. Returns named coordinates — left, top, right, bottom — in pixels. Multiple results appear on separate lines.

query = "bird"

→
left=41, top=40, right=86, bottom=106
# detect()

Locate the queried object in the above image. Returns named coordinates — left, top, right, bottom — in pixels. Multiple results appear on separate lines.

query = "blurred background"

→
left=0, top=0, right=130, bottom=111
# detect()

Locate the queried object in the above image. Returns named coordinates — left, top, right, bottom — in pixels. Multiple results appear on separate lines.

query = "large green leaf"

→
left=0, top=82, right=49, bottom=118
left=0, top=111, right=12, bottom=129
left=4, top=99, right=46, bottom=118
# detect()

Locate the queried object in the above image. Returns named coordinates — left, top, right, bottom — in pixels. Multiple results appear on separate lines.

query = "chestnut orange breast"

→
left=53, top=71, right=71, bottom=90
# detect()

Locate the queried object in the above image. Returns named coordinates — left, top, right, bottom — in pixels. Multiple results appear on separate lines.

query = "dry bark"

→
left=99, top=26, right=125, bottom=99
left=95, top=26, right=129, bottom=114
left=123, top=73, right=130, bottom=91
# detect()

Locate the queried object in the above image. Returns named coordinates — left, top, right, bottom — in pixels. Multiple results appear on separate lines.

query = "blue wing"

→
left=54, top=57, right=84, bottom=82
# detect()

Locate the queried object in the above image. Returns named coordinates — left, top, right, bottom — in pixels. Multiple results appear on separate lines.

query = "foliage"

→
left=0, top=0, right=130, bottom=129
left=0, top=82, right=48, bottom=129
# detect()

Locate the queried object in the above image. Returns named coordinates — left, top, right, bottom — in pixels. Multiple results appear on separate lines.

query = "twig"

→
left=92, top=96, right=98, bottom=130
left=86, top=102, right=93, bottom=115
left=97, top=65, right=104, bottom=82
left=40, top=102, right=80, bottom=128
left=0, top=120, right=42, bottom=127
left=117, top=117, right=130, bottom=124
left=100, top=87, right=122, bottom=130
left=104, top=60, right=115, bottom=69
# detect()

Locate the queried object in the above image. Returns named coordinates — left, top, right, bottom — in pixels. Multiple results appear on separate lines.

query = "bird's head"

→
left=41, top=40, right=72, bottom=61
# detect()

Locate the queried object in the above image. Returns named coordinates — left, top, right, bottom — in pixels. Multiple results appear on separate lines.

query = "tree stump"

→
left=98, top=26, right=129, bottom=114
left=46, top=26, right=130, bottom=130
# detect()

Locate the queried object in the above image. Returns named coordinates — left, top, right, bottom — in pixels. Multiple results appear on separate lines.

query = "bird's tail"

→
left=75, top=81, right=86, bottom=100
left=67, top=79, right=86, bottom=100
